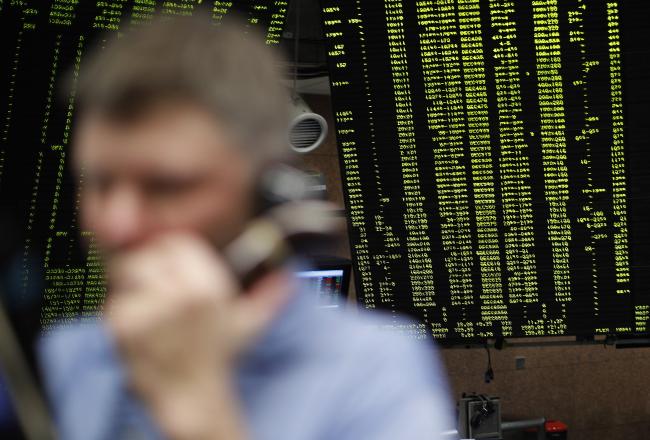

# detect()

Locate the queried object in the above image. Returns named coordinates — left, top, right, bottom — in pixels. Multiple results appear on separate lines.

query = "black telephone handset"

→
left=222, top=164, right=340, bottom=289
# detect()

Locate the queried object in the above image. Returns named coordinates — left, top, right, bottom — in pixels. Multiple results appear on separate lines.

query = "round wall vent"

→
left=288, top=95, right=328, bottom=154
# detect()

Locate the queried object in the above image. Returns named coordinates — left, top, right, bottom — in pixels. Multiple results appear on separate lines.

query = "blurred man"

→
left=39, top=15, right=455, bottom=440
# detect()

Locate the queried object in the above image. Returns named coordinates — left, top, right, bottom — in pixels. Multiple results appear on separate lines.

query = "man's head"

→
left=72, top=15, right=290, bottom=257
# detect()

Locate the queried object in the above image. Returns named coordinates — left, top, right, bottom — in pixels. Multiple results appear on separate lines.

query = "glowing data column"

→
left=262, top=0, right=288, bottom=45
left=416, top=0, right=473, bottom=306
left=93, top=1, right=127, bottom=31
left=606, top=2, right=630, bottom=292
left=322, top=2, right=375, bottom=307
left=161, top=0, right=202, bottom=17
left=348, top=1, right=397, bottom=308
left=457, top=0, right=507, bottom=326
left=40, top=35, right=61, bottom=146
left=567, top=2, right=606, bottom=319
left=2, top=30, right=22, bottom=144
left=81, top=231, right=106, bottom=316
left=488, top=0, right=538, bottom=305
left=532, top=0, right=571, bottom=302
left=385, top=0, right=436, bottom=307
left=41, top=35, right=87, bottom=326
left=212, top=1, right=232, bottom=21
left=48, top=0, right=81, bottom=26
left=129, top=0, right=156, bottom=26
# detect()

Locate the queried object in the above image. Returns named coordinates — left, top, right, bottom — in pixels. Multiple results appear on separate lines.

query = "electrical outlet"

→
left=515, top=356, right=526, bottom=370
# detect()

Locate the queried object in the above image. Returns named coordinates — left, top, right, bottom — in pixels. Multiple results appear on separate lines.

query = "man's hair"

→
left=74, top=14, right=290, bottom=160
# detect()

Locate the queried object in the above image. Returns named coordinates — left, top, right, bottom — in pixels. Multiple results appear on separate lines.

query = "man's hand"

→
left=104, top=233, right=292, bottom=440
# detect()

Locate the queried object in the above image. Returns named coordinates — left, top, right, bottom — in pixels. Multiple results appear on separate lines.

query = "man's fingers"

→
left=158, top=235, right=240, bottom=300
left=109, top=233, right=239, bottom=299
left=105, top=289, right=156, bottom=344
left=105, top=232, right=290, bottom=369
left=107, top=244, right=170, bottom=294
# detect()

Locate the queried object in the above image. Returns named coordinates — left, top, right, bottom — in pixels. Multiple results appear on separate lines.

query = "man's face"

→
left=74, top=102, right=256, bottom=258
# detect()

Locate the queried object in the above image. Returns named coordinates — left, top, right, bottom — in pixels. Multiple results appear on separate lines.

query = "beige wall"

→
left=299, top=94, right=650, bottom=440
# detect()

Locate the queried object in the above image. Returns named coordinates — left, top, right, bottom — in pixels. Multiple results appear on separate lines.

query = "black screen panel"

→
left=320, top=0, right=650, bottom=341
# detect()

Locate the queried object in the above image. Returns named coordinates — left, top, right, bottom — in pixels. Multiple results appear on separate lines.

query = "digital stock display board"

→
left=320, top=0, right=650, bottom=341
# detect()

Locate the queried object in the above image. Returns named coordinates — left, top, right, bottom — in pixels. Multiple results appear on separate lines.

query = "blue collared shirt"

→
left=39, top=289, right=456, bottom=440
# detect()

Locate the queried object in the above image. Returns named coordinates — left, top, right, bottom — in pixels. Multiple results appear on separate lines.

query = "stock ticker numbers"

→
left=321, top=0, right=650, bottom=341
left=0, top=0, right=288, bottom=327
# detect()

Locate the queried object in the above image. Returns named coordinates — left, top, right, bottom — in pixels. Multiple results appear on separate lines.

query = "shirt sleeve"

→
left=37, top=321, right=162, bottom=440
left=323, top=331, right=457, bottom=440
